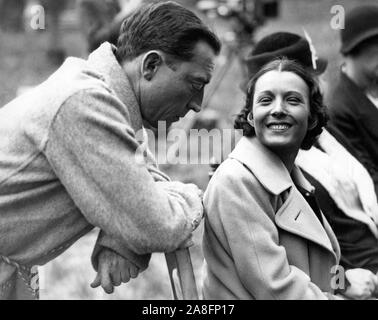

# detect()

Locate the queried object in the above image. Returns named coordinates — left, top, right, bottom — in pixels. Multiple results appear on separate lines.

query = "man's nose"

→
left=188, top=101, right=201, bottom=112
left=188, top=90, right=204, bottom=113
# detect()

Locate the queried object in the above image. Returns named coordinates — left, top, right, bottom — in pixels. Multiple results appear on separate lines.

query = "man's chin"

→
left=165, top=118, right=180, bottom=128
left=142, top=119, right=176, bottom=132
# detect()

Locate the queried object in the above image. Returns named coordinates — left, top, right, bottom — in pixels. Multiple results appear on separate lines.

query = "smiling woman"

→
left=235, top=59, right=327, bottom=173
left=201, top=58, right=349, bottom=300
left=236, top=58, right=327, bottom=153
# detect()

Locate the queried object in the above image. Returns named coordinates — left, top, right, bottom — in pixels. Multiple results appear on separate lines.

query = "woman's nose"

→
left=270, top=98, right=287, bottom=116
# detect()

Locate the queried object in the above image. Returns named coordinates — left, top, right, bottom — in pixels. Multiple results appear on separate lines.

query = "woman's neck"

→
left=273, top=149, right=298, bottom=173
left=255, top=138, right=298, bottom=173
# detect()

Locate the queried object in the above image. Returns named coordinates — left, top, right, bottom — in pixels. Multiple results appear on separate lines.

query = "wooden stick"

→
left=165, top=248, right=199, bottom=300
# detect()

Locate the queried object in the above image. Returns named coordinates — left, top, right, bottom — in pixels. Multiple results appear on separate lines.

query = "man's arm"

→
left=91, top=133, right=174, bottom=272
left=44, top=88, right=203, bottom=256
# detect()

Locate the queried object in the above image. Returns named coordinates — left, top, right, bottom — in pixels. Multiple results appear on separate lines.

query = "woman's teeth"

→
left=268, top=124, right=291, bottom=130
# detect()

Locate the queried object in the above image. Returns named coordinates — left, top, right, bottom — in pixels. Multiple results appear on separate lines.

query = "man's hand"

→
left=343, top=268, right=378, bottom=300
left=159, top=181, right=204, bottom=228
left=90, top=248, right=140, bottom=294
left=177, top=233, right=194, bottom=250
left=374, top=271, right=378, bottom=298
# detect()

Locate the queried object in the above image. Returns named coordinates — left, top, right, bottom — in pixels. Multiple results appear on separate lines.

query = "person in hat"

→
left=242, top=31, right=328, bottom=90
left=327, top=5, right=378, bottom=200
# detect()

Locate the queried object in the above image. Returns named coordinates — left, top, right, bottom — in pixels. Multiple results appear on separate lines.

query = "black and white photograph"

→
left=0, top=0, right=378, bottom=306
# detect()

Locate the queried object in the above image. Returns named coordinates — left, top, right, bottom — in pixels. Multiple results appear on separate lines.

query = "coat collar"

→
left=339, top=71, right=378, bottom=120
left=274, top=187, right=340, bottom=260
left=87, top=42, right=143, bottom=133
left=229, top=136, right=314, bottom=195
left=229, top=136, right=339, bottom=258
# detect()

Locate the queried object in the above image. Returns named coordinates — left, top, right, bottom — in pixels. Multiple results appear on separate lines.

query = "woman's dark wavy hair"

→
left=234, top=57, right=329, bottom=150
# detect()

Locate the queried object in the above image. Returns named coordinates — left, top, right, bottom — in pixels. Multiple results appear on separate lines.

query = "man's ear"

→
left=141, top=51, right=163, bottom=81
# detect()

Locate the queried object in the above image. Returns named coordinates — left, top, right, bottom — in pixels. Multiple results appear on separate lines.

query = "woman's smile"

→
left=252, top=70, right=310, bottom=154
left=266, top=121, right=293, bottom=132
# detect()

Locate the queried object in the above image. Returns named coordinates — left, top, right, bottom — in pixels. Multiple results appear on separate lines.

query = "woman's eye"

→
left=258, top=97, right=272, bottom=105
left=287, top=97, right=301, bottom=105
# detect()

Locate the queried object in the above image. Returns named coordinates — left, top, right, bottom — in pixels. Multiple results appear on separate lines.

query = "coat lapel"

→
left=229, top=137, right=292, bottom=195
left=322, top=214, right=341, bottom=261
left=274, top=187, right=338, bottom=259
left=230, top=137, right=339, bottom=259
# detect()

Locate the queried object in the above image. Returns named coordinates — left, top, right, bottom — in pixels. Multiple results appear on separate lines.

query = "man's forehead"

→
left=192, top=41, right=217, bottom=62
left=188, top=63, right=214, bottom=83
left=190, top=53, right=216, bottom=79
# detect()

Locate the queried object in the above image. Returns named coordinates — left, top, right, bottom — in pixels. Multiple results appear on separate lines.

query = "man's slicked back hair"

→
left=115, top=1, right=221, bottom=62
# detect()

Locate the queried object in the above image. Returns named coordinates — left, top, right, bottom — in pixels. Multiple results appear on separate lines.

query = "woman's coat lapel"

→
left=229, top=136, right=340, bottom=260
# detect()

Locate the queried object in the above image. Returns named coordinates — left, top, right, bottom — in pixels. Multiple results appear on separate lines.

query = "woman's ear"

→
left=247, top=112, right=255, bottom=127
left=141, top=51, right=162, bottom=81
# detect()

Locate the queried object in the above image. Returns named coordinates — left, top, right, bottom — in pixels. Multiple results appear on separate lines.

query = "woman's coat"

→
left=202, top=136, right=341, bottom=300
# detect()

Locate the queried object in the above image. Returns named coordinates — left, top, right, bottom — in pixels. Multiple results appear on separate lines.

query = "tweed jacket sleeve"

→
left=91, top=165, right=177, bottom=271
left=204, top=160, right=333, bottom=299
left=91, top=133, right=175, bottom=270
left=44, top=88, right=203, bottom=257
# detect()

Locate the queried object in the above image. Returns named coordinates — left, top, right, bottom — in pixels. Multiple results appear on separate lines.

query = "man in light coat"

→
left=0, top=1, right=221, bottom=299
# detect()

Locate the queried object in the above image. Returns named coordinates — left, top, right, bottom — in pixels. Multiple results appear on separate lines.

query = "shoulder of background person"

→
left=326, top=72, right=354, bottom=113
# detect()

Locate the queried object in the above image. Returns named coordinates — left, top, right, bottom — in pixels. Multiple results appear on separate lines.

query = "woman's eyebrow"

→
left=284, top=91, right=305, bottom=98
left=255, top=90, right=273, bottom=98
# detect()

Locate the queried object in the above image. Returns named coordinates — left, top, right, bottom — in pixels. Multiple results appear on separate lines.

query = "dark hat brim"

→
left=341, top=27, right=378, bottom=54
left=314, top=57, right=328, bottom=75
left=241, top=37, right=328, bottom=91
left=239, top=56, right=328, bottom=93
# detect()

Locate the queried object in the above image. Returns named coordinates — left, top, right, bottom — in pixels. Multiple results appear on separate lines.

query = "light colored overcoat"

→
left=202, top=136, right=341, bottom=299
